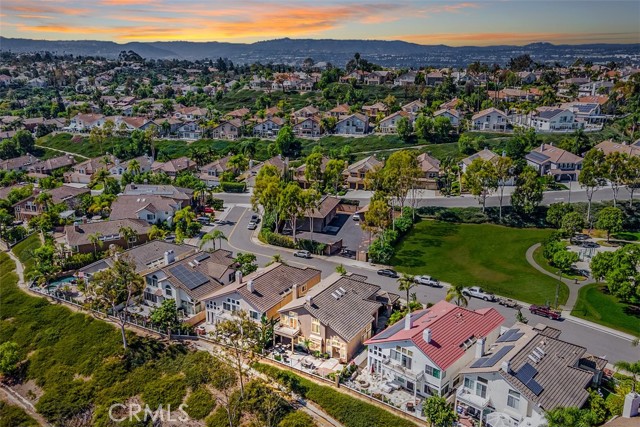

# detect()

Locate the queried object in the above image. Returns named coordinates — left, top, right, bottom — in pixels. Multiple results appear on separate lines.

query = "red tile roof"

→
left=365, top=300, right=504, bottom=370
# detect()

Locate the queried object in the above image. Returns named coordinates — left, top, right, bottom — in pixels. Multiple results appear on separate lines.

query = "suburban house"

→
left=64, top=155, right=117, bottom=184
left=343, top=156, right=383, bottom=190
left=122, top=184, right=194, bottom=204
left=109, top=195, right=184, bottom=224
left=204, top=262, right=321, bottom=326
left=365, top=300, right=504, bottom=398
left=362, top=102, right=389, bottom=117
left=120, top=154, right=154, bottom=175
left=365, top=71, right=392, bottom=85
left=487, top=89, right=540, bottom=103
left=456, top=323, right=607, bottom=427
left=297, top=195, right=341, bottom=232
left=239, top=155, right=287, bottom=187
left=395, top=71, right=418, bottom=86
left=416, top=153, right=441, bottom=190
left=211, top=119, right=242, bottom=139
left=13, top=185, right=90, bottom=221
left=277, top=272, right=399, bottom=363
left=594, top=139, right=640, bottom=158
left=528, top=108, right=580, bottom=132
left=525, top=144, right=583, bottom=181
left=0, top=154, right=38, bottom=172
left=293, top=105, right=320, bottom=120
left=27, top=155, right=76, bottom=176
left=151, top=157, right=197, bottom=177
left=293, top=156, right=330, bottom=189
left=69, top=113, right=105, bottom=131
left=79, top=241, right=196, bottom=279
left=63, top=218, right=150, bottom=254
left=327, top=104, right=351, bottom=119
left=143, top=249, right=237, bottom=319
left=472, top=108, right=508, bottom=131
left=433, top=109, right=461, bottom=128
left=426, top=71, right=445, bottom=86
left=335, top=113, right=369, bottom=135
left=378, top=111, right=411, bottom=134
left=176, top=121, right=203, bottom=140
left=253, top=117, right=284, bottom=137
left=459, top=148, right=499, bottom=174
left=518, top=71, right=537, bottom=84
left=402, top=100, right=426, bottom=115
left=293, top=117, right=322, bottom=137
left=198, top=156, right=231, bottom=187
left=561, top=102, right=607, bottom=126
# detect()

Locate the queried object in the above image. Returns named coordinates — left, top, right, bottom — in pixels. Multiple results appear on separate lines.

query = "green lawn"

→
left=391, top=221, right=569, bottom=305
left=612, top=231, right=640, bottom=242
left=11, top=233, right=41, bottom=278
left=531, top=245, right=586, bottom=281
left=572, top=283, right=640, bottom=337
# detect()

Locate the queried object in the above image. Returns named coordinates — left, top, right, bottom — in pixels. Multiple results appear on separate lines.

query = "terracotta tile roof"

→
left=366, top=300, right=504, bottom=370
left=109, top=195, right=182, bottom=220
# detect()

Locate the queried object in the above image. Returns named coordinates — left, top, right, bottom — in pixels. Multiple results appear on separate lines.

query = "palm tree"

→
left=128, top=159, right=141, bottom=175
left=199, top=229, right=227, bottom=252
left=614, top=360, right=640, bottom=393
left=241, top=140, right=257, bottom=159
left=192, top=181, right=209, bottom=210
left=88, top=232, right=104, bottom=255
left=397, top=274, right=416, bottom=307
left=118, top=226, right=136, bottom=249
left=35, top=192, right=53, bottom=212
left=90, top=168, right=111, bottom=190
left=445, top=283, right=468, bottom=307
left=148, top=225, right=168, bottom=241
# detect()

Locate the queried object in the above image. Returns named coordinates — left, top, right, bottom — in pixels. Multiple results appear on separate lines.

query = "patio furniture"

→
left=380, top=384, right=393, bottom=393
left=406, top=402, right=415, bottom=412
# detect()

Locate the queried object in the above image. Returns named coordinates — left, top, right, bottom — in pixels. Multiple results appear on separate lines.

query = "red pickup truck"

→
left=529, top=305, right=562, bottom=320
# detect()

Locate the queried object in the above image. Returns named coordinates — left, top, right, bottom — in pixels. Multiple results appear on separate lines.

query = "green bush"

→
left=185, top=387, right=216, bottom=420
left=0, top=402, right=38, bottom=427
left=259, top=229, right=295, bottom=249
left=220, top=182, right=246, bottom=193
left=278, top=410, right=317, bottom=427
left=142, top=374, right=187, bottom=408
left=253, top=363, right=417, bottom=427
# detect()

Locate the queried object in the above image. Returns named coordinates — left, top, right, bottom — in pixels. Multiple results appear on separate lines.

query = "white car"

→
left=414, top=275, right=441, bottom=287
left=462, top=286, right=496, bottom=302
left=247, top=221, right=257, bottom=230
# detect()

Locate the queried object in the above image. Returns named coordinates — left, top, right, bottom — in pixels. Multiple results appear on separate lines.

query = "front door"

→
left=406, top=381, right=415, bottom=392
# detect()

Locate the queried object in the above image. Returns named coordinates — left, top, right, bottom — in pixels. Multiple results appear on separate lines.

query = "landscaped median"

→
left=391, top=220, right=569, bottom=306
left=253, top=362, right=419, bottom=427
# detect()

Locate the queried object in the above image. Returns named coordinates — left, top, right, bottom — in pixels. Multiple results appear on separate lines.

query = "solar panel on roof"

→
left=515, top=362, right=538, bottom=384
left=471, top=357, right=489, bottom=368
left=527, top=151, right=550, bottom=163
left=195, top=253, right=210, bottom=262
left=497, top=329, right=517, bottom=342
left=169, top=264, right=209, bottom=290
left=481, top=345, right=514, bottom=367
left=527, top=380, right=544, bottom=395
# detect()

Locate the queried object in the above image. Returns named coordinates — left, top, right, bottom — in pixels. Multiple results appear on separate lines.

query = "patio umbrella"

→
left=486, top=412, right=517, bottom=427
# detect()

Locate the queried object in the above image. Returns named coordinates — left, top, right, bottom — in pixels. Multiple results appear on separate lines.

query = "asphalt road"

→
left=206, top=205, right=639, bottom=363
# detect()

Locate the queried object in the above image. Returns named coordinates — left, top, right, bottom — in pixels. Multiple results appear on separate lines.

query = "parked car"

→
left=204, top=207, right=214, bottom=214
left=251, top=214, right=261, bottom=223
left=462, top=286, right=496, bottom=301
left=352, top=214, right=360, bottom=221
left=497, top=297, right=521, bottom=309
left=196, top=216, right=211, bottom=225
left=293, top=250, right=311, bottom=259
left=377, top=269, right=399, bottom=278
left=414, top=275, right=441, bottom=287
left=582, top=241, right=599, bottom=248
left=247, top=221, right=257, bottom=230
left=529, top=305, right=561, bottom=320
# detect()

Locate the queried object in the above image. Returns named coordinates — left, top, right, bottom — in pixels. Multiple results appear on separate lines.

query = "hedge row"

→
left=253, top=362, right=418, bottom=427
left=220, top=182, right=246, bottom=193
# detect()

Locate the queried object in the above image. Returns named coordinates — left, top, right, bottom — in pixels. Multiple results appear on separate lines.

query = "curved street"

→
left=204, top=203, right=639, bottom=364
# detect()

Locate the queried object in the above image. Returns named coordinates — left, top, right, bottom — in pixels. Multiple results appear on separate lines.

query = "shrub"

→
left=253, top=363, right=417, bottom=427
left=278, top=411, right=317, bottom=427
left=259, top=229, right=295, bottom=249
left=220, top=182, right=246, bottom=193
left=185, top=387, right=216, bottom=420
left=0, top=402, right=38, bottom=427
left=142, top=374, right=187, bottom=408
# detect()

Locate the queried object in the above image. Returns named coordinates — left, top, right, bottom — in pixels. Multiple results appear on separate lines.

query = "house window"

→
left=464, top=377, right=475, bottom=390
left=164, top=284, right=172, bottom=296
left=476, top=377, right=487, bottom=399
left=425, top=365, right=441, bottom=379
left=128, top=236, right=137, bottom=243
left=223, top=298, right=240, bottom=312
left=150, top=275, right=158, bottom=287
left=146, top=214, right=155, bottom=220
left=390, top=346, right=413, bottom=369
left=507, top=390, right=520, bottom=409
left=311, top=318, right=320, bottom=335
left=249, top=310, right=260, bottom=320
left=143, top=291, right=157, bottom=303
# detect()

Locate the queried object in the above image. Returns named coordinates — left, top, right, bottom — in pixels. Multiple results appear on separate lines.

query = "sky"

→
left=1, top=0, right=639, bottom=46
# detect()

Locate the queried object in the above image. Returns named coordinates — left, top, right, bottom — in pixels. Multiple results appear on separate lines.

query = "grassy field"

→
left=611, top=231, right=640, bottom=241
left=572, top=283, right=640, bottom=337
left=12, top=233, right=41, bottom=278
left=37, top=133, right=108, bottom=158
left=391, top=221, right=569, bottom=305
left=531, top=245, right=586, bottom=281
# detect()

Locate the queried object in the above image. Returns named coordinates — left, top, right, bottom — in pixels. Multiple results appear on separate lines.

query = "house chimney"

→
left=501, top=360, right=511, bottom=374
left=305, top=294, right=313, bottom=306
left=163, top=250, right=175, bottom=265
left=292, top=283, right=298, bottom=298
left=475, top=337, right=485, bottom=359
left=236, top=270, right=243, bottom=284
left=540, top=143, right=545, bottom=150
left=422, top=328, right=432, bottom=343
left=247, top=280, right=255, bottom=293
left=404, top=312, right=413, bottom=330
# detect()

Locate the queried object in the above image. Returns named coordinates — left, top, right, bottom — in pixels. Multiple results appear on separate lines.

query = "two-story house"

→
left=365, top=300, right=504, bottom=398
left=342, top=156, right=383, bottom=190
left=69, top=113, right=105, bottom=131
left=211, top=119, right=242, bottom=139
left=416, top=153, right=441, bottom=190
left=401, top=100, right=425, bottom=116
left=277, top=273, right=399, bottom=363
left=198, top=156, right=231, bottom=187
left=433, top=109, right=461, bottom=128
left=335, top=113, right=369, bottom=135
left=151, top=157, right=197, bottom=178
left=13, top=185, right=90, bottom=222
left=253, top=117, right=284, bottom=137
left=472, top=108, right=508, bottom=131
left=293, top=117, right=322, bottom=137
left=64, top=155, right=117, bottom=184
left=27, top=155, right=76, bottom=176
left=176, top=121, right=203, bottom=140
left=203, top=262, right=321, bottom=326
left=378, top=111, right=411, bottom=134
left=143, top=249, right=237, bottom=319
left=456, top=323, right=607, bottom=427
left=362, top=102, right=389, bottom=118
left=528, top=108, right=580, bottom=132
left=525, top=144, right=583, bottom=181
left=293, top=156, right=330, bottom=189
left=63, top=218, right=150, bottom=254
left=109, top=194, right=184, bottom=224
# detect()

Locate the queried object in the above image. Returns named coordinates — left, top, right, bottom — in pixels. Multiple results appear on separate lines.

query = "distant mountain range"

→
left=1, top=37, right=639, bottom=67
